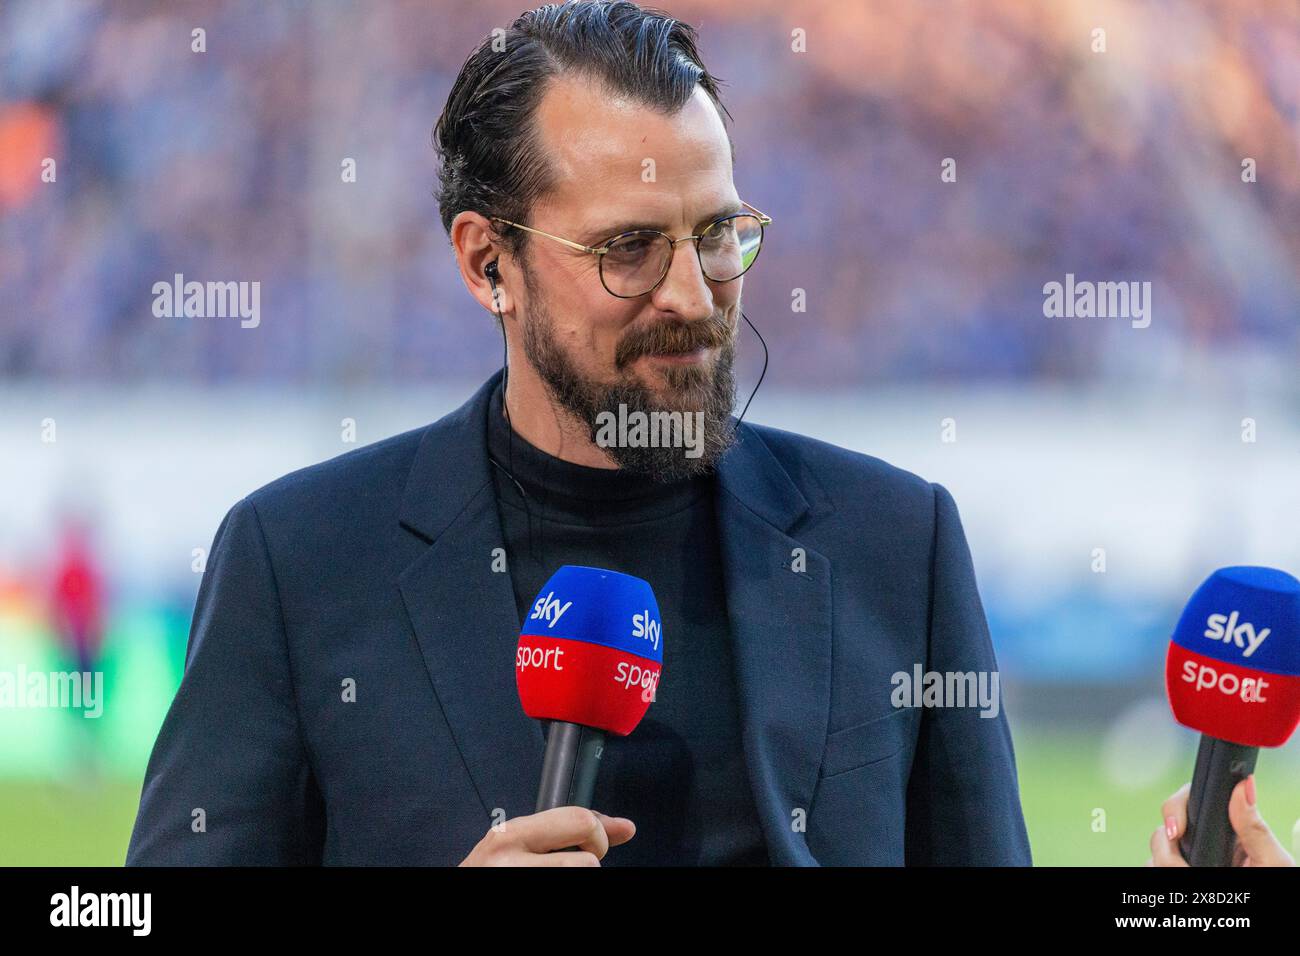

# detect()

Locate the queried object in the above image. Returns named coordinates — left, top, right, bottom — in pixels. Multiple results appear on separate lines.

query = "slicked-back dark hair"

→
left=433, top=0, right=734, bottom=263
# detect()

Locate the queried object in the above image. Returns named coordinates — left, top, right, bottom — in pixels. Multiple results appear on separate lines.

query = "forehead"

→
left=531, top=73, right=735, bottom=226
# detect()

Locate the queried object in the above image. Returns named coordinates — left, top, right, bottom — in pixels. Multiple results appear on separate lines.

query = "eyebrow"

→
left=579, top=202, right=745, bottom=245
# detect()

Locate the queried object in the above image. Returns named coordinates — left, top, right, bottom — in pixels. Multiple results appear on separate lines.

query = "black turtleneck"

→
left=485, top=380, right=769, bottom=866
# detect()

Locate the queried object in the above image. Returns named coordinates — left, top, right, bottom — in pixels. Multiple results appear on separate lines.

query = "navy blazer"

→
left=126, top=370, right=1032, bottom=866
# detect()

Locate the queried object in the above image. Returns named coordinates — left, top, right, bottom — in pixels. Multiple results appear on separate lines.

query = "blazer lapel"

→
left=716, top=423, right=834, bottom=866
left=396, top=370, right=545, bottom=822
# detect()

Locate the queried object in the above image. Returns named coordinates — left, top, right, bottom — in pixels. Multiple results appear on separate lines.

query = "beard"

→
left=518, top=265, right=739, bottom=483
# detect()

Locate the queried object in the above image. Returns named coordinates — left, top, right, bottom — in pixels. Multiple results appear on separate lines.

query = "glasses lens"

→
left=601, top=232, right=673, bottom=297
left=699, top=215, right=763, bottom=282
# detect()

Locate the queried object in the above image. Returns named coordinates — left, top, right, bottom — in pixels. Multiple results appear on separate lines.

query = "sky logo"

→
left=1204, top=611, right=1270, bottom=658
left=529, top=591, right=572, bottom=629
left=631, top=610, right=661, bottom=651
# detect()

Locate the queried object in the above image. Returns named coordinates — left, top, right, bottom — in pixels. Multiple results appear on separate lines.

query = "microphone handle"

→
left=1180, top=734, right=1258, bottom=866
left=535, top=720, right=606, bottom=813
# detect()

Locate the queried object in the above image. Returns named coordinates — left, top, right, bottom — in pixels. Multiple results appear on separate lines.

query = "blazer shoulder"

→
left=241, top=423, right=429, bottom=522
left=743, top=421, right=938, bottom=519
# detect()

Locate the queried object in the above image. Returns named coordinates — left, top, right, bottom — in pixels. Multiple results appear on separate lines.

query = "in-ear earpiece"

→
left=485, top=259, right=504, bottom=319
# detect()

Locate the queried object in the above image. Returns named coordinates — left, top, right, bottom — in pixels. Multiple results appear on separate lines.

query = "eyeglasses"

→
left=490, top=200, right=771, bottom=298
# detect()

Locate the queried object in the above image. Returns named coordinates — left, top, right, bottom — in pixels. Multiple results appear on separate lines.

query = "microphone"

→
left=515, top=565, right=663, bottom=813
left=1164, top=565, right=1300, bottom=865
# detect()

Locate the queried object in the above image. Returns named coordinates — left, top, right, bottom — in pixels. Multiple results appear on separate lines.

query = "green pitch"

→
left=2, top=604, right=1297, bottom=865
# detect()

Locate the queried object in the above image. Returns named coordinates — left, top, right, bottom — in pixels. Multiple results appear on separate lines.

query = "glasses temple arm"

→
left=491, top=218, right=604, bottom=254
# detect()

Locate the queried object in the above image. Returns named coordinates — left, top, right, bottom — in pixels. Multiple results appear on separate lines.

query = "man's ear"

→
left=450, top=210, right=508, bottom=317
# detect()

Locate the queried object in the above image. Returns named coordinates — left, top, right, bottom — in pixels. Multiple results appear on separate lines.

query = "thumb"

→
left=1227, top=775, right=1294, bottom=867
left=591, top=811, right=636, bottom=847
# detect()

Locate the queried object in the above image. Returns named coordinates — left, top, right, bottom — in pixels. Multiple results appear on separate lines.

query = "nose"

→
left=647, top=238, right=717, bottom=320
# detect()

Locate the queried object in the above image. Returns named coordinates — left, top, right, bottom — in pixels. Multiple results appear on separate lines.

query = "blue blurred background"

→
left=1, top=0, right=1298, bottom=864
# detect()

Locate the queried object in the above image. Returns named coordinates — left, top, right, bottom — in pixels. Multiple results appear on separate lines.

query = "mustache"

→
left=614, top=312, right=734, bottom=369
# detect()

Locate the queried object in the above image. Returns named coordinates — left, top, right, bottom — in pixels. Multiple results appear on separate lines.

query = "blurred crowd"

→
left=1, top=0, right=1297, bottom=387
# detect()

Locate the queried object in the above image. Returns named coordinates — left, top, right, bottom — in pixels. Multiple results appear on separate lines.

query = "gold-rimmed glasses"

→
left=490, top=200, right=771, bottom=298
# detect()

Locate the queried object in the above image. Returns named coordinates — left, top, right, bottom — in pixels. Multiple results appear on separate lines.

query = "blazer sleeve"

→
left=903, top=482, right=1033, bottom=865
left=126, top=496, right=325, bottom=864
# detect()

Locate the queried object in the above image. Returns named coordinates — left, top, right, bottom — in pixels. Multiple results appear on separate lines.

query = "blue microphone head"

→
left=1171, top=566, right=1300, bottom=673
left=516, top=565, right=663, bottom=735
left=1166, top=565, right=1300, bottom=746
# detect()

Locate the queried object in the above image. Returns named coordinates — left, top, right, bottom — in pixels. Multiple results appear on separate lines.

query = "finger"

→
left=527, top=850, right=601, bottom=867
left=1149, top=824, right=1189, bottom=867
left=1227, top=775, right=1295, bottom=867
left=1160, top=782, right=1191, bottom=841
left=517, top=806, right=611, bottom=857
left=592, top=811, right=636, bottom=847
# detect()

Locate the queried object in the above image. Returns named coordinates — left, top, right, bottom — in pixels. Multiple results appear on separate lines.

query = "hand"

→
left=459, top=806, right=636, bottom=866
left=1148, top=774, right=1295, bottom=867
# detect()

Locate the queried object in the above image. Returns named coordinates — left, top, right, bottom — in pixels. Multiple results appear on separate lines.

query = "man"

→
left=127, top=0, right=1032, bottom=866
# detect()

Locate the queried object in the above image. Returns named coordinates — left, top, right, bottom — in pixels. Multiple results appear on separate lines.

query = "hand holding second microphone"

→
left=1147, top=775, right=1295, bottom=867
